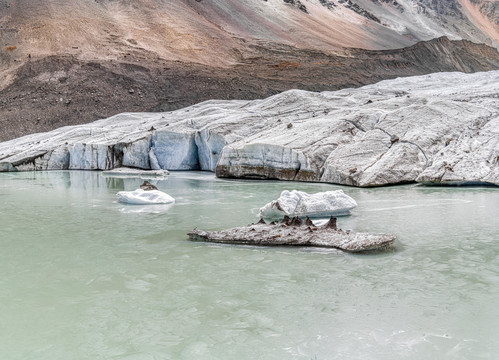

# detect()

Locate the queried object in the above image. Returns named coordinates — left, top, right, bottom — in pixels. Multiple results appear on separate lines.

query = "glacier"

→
left=0, top=71, right=497, bottom=187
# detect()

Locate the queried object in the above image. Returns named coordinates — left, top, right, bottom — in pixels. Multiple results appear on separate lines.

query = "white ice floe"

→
left=117, top=189, right=175, bottom=205
left=102, top=167, right=169, bottom=179
left=259, top=190, right=357, bottom=219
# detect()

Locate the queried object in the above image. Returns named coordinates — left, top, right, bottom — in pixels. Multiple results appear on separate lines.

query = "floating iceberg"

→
left=102, top=167, right=169, bottom=179
left=259, top=190, right=357, bottom=219
left=117, top=189, right=175, bottom=205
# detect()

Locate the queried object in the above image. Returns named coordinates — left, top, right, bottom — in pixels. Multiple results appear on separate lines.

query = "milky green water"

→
left=0, top=171, right=497, bottom=360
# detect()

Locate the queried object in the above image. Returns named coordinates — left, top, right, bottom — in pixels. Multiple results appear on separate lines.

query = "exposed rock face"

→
left=283, top=0, right=308, bottom=13
left=337, top=0, right=381, bottom=23
left=0, top=71, right=497, bottom=187
left=187, top=216, right=396, bottom=252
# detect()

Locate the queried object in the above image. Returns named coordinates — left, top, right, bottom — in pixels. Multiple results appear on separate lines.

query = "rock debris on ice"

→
left=0, top=71, right=497, bottom=187
left=188, top=216, right=395, bottom=252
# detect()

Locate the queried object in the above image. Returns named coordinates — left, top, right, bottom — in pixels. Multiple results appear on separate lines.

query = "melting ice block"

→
left=117, top=189, right=175, bottom=205
left=259, top=190, right=357, bottom=219
left=102, top=167, right=169, bottom=179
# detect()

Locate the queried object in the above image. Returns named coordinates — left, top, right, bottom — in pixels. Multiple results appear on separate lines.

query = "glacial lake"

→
left=0, top=171, right=497, bottom=360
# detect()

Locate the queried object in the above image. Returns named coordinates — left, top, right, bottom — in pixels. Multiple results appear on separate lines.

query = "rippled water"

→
left=0, top=171, right=497, bottom=359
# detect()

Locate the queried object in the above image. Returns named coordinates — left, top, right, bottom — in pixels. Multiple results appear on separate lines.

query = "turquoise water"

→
left=0, top=171, right=497, bottom=359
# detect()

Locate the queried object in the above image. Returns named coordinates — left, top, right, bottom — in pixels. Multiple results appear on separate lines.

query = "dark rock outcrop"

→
left=283, top=0, right=308, bottom=13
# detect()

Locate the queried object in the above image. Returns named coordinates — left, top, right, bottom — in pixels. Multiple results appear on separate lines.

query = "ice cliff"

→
left=0, top=71, right=497, bottom=187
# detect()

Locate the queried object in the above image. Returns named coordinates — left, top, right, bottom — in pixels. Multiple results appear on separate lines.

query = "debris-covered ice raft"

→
left=188, top=216, right=395, bottom=252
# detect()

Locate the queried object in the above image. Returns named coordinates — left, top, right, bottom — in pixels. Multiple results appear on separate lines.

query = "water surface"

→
left=0, top=171, right=497, bottom=359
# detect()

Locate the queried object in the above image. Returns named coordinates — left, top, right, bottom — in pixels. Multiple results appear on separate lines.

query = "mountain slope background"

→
left=0, top=0, right=498, bottom=141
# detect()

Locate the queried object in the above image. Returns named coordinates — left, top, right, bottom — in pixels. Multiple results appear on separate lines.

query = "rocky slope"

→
left=0, top=0, right=498, bottom=141
left=1, top=0, right=497, bottom=68
left=1, top=71, right=497, bottom=187
left=1, top=37, right=498, bottom=142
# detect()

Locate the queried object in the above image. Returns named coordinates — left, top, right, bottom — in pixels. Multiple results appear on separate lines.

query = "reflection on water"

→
left=0, top=171, right=497, bottom=360
left=119, top=203, right=175, bottom=214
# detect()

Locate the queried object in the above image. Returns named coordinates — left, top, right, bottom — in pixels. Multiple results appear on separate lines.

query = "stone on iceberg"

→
left=117, top=189, right=175, bottom=205
left=259, top=190, right=357, bottom=219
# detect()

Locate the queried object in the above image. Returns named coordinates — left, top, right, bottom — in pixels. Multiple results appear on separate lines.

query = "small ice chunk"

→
left=102, top=167, right=169, bottom=179
left=259, top=190, right=357, bottom=219
left=117, top=189, right=175, bottom=205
